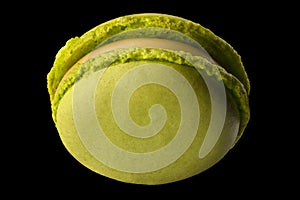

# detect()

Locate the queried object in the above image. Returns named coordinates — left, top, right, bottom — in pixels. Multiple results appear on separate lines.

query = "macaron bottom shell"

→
left=55, top=60, right=240, bottom=185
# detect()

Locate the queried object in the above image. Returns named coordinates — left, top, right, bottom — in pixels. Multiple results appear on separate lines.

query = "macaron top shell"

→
left=47, top=13, right=250, bottom=102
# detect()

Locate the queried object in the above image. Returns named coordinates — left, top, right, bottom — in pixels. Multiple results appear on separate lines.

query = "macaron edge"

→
left=52, top=47, right=249, bottom=144
left=47, top=13, right=250, bottom=103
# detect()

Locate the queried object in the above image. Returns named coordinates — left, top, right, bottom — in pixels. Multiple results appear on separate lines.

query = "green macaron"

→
left=47, top=13, right=250, bottom=185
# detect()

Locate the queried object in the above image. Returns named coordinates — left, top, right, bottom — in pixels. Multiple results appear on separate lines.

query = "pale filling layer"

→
left=76, top=38, right=218, bottom=65
left=56, top=38, right=218, bottom=97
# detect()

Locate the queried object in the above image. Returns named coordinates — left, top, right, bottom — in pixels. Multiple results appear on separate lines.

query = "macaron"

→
left=47, top=13, right=250, bottom=185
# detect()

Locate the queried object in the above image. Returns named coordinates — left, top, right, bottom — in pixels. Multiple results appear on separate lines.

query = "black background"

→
left=8, top=0, right=297, bottom=198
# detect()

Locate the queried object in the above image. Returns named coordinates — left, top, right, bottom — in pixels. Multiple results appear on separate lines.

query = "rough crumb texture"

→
left=51, top=47, right=249, bottom=145
left=47, top=13, right=250, bottom=102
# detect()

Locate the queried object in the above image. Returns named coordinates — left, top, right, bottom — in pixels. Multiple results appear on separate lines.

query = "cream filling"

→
left=76, top=38, right=218, bottom=65
left=55, top=38, right=218, bottom=98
